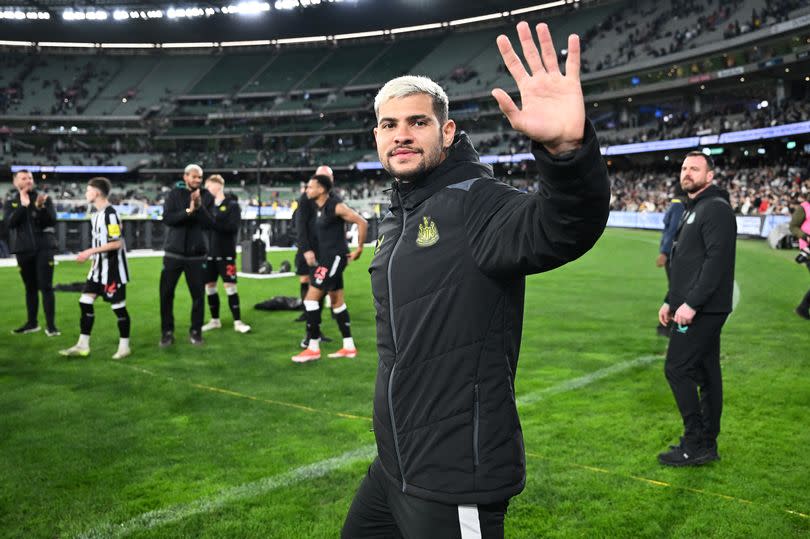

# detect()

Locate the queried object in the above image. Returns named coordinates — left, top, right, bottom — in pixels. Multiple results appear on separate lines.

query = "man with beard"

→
left=657, top=151, right=736, bottom=466
left=341, top=22, right=610, bottom=538
left=3, top=169, right=59, bottom=336
left=159, top=164, right=214, bottom=347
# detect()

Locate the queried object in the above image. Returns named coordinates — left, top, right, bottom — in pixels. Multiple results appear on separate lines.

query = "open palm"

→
left=492, top=21, right=585, bottom=155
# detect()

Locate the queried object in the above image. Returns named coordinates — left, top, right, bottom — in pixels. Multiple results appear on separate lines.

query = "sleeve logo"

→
left=107, top=223, right=121, bottom=237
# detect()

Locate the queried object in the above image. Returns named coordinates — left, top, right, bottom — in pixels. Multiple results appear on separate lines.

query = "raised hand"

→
left=492, top=21, right=585, bottom=155
left=35, top=194, right=48, bottom=209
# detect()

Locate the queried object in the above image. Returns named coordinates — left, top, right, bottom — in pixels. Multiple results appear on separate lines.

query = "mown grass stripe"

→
left=526, top=451, right=809, bottom=520
left=118, top=363, right=372, bottom=421
left=74, top=445, right=378, bottom=539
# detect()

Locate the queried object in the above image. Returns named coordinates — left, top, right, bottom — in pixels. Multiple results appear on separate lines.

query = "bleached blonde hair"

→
left=374, top=75, right=449, bottom=125
left=184, top=164, right=203, bottom=176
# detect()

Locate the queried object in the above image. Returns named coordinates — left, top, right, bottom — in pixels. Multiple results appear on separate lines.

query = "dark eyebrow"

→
left=378, top=115, right=431, bottom=124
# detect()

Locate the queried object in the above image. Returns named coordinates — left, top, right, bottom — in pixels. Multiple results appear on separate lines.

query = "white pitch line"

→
left=76, top=354, right=663, bottom=537
left=74, top=444, right=377, bottom=539
left=516, top=355, right=662, bottom=407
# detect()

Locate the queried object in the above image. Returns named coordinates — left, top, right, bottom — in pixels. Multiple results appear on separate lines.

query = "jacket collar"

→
left=686, top=184, right=730, bottom=209
left=389, top=131, right=493, bottom=212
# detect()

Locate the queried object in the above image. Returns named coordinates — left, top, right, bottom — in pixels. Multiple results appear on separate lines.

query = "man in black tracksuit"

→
left=3, top=169, right=60, bottom=336
left=342, top=23, right=610, bottom=538
left=657, top=151, right=736, bottom=467
left=159, top=164, right=214, bottom=347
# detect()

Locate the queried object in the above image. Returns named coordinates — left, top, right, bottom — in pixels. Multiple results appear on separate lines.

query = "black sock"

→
left=80, top=302, right=94, bottom=335
left=300, top=282, right=308, bottom=302
left=228, top=292, right=241, bottom=321
left=305, top=307, right=322, bottom=341
left=335, top=308, right=351, bottom=338
left=113, top=306, right=131, bottom=339
left=207, top=290, right=221, bottom=319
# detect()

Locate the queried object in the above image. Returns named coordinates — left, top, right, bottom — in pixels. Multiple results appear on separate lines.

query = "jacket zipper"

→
left=387, top=190, right=408, bottom=492
left=473, top=384, right=480, bottom=467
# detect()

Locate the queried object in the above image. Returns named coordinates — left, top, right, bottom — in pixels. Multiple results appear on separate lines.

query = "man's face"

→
left=374, top=93, right=455, bottom=183
left=205, top=180, right=222, bottom=198
left=13, top=172, right=34, bottom=192
left=680, top=156, right=714, bottom=194
left=184, top=169, right=202, bottom=190
left=305, top=179, right=324, bottom=200
left=85, top=184, right=100, bottom=204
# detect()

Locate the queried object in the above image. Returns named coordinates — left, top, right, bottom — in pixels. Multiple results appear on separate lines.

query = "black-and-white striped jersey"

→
left=87, top=205, right=130, bottom=285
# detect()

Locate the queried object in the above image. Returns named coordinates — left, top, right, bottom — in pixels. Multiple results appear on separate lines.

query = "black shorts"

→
left=309, top=254, right=347, bottom=292
left=83, top=280, right=126, bottom=303
left=295, top=249, right=311, bottom=276
left=203, top=257, right=238, bottom=284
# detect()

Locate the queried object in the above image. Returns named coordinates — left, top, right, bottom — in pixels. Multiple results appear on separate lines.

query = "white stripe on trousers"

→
left=458, top=504, right=482, bottom=539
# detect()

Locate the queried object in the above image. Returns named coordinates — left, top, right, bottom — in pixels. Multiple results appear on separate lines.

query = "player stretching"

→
left=60, top=177, right=131, bottom=359
left=292, top=174, right=367, bottom=363
left=201, top=174, right=251, bottom=334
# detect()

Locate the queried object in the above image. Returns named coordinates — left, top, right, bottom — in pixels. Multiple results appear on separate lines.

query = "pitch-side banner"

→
left=606, top=212, right=789, bottom=237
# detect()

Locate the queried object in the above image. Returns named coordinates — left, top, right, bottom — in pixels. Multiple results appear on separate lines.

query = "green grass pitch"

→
left=1, top=228, right=808, bottom=538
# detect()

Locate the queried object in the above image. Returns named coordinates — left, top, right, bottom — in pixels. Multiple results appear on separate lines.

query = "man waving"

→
left=342, top=22, right=610, bottom=538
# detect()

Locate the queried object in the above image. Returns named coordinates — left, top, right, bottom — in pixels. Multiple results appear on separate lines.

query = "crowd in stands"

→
left=596, top=98, right=810, bottom=147
left=580, top=0, right=806, bottom=73
left=609, top=158, right=809, bottom=215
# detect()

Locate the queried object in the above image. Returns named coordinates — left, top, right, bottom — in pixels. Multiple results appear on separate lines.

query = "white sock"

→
left=211, top=318, right=221, bottom=323
left=308, top=338, right=320, bottom=352
left=343, top=337, right=355, bottom=350
left=78, top=334, right=90, bottom=348
left=118, top=338, right=130, bottom=350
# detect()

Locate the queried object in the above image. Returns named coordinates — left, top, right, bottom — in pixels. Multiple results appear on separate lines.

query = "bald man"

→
left=292, top=166, right=336, bottom=346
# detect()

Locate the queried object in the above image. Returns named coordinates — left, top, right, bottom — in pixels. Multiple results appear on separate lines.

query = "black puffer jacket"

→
left=368, top=122, right=610, bottom=504
left=2, top=190, right=57, bottom=254
left=666, top=184, right=736, bottom=313
left=162, top=186, right=214, bottom=257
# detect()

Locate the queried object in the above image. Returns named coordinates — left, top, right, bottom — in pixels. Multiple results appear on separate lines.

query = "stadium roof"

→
left=0, top=0, right=585, bottom=43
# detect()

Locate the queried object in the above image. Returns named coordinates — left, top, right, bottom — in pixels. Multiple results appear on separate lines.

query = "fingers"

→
left=535, top=22, right=559, bottom=73
left=516, top=21, right=544, bottom=75
left=565, top=33, right=581, bottom=79
left=496, top=34, right=529, bottom=84
left=491, top=88, right=519, bottom=128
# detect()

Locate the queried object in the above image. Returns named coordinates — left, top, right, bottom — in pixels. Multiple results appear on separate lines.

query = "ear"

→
left=442, top=120, right=456, bottom=149
left=707, top=170, right=715, bottom=182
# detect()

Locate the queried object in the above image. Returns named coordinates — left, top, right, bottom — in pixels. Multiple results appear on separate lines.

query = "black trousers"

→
left=16, top=250, right=55, bottom=327
left=159, top=256, right=205, bottom=334
left=342, top=458, right=509, bottom=539
left=665, top=313, right=729, bottom=448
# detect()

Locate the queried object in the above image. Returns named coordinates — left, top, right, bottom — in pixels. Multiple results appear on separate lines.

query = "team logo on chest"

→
left=373, top=234, right=385, bottom=256
left=416, top=216, right=439, bottom=247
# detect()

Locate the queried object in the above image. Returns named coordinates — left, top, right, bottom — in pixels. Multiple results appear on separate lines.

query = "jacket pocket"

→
left=473, top=384, right=480, bottom=467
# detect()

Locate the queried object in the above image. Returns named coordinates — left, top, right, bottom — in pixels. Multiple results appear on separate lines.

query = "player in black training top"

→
left=201, top=174, right=251, bottom=334
left=59, top=177, right=131, bottom=359
left=293, top=165, right=337, bottom=350
left=291, top=174, right=367, bottom=363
